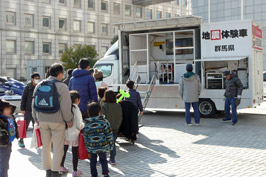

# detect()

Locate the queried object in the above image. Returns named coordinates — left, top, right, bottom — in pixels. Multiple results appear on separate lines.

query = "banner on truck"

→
left=201, top=20, right=253, bottom=58
left=252, top=25, right=262, bottom=50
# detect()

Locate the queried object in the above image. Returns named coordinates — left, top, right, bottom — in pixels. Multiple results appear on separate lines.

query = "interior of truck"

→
left=127, top=29, right=198, bottom=85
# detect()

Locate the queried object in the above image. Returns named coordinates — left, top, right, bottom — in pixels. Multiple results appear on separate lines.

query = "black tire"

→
left=199, top=99, right=217, bottom=118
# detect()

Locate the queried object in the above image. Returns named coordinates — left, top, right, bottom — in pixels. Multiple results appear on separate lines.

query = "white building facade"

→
left=0, top=0, right=191, bottom=80
left=191, top=0, right=266, bottom=70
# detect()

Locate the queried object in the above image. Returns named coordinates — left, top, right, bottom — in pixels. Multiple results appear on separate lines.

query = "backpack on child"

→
left=33, top=80, right=60, bottom=113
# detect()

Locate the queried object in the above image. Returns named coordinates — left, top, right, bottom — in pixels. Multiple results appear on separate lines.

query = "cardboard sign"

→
left=154, top=41, right=165, bottom=47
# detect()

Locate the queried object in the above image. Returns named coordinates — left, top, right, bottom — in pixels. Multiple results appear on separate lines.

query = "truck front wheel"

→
left=199, top=99, right=217, bottom=118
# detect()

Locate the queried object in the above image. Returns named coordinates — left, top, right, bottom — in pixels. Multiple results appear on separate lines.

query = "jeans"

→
left=90, top=152, right=109, bottom=177
left=25, top=111, right=35, bottom=130
left=0, top=144, right=12, bottom=177
left=185, top=102, right=200, bottom=124
left=110, top=134, right=117, bottom=162
left=225, top=97, right=238, bottom=124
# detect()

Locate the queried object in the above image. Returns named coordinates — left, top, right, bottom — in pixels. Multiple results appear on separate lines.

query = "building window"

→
left=25, top=41, right=34, bottom=54
left=88, top=0, right=94, bottom=9
left=88, top=22, right=95, bottom=33
left=24, top=14, right=34, bottom=27
left=101, top=24, right=108, bottom=35
left=6, top=12, right=15, bottom=25
left=101, top=0, right=108, bottom=11
left=136, top=7, right=142, bottom=18
left=183, top=0, right=187, bottom=7
left=6, top=69, right=16, bottom=79
left=74, top=0, right=81, bottom=8
left=59, top=18, right=66, bottom=31
left=59, top=43, right=67, bottom=54
left=156, top=10, right=162, bottom=19
left=42, top=0, right=50, bottom=3
left=166, top=12, right=171, bottom=18
left=101, top=46, right=109, bottom=56
left=125, top=5, right=131, bottom=16
left=174, top=0, right=179, bottom=5
left=113, top=25, right=119, bottom=35
left=114, top=3, right=120, bottom=15
left=59, top=0, right=66, bottom=5
left=43, top=43, right=51, bottom=54
left=174, top=14, right=179, bottom=17
left=73, top=20, right=81, bottom=32
left=42, top=17, right=50, bottom=28
left=6, top=40, right=16, bottom=54
left=146, top=9, right=152, bottom=19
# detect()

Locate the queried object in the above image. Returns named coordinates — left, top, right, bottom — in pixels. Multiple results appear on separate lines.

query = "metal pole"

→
left=208, top=0, right=211, bottom=23
left=241, top=0, right=244, bottom=20
left=179, top=0, right=182, bottom=16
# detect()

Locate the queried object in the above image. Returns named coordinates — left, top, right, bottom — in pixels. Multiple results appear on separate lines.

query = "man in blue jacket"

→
left=69, top=59, right=98, bottom=118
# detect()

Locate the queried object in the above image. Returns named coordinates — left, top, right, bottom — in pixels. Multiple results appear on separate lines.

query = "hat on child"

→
left=0, top=99, right=16, bottom=114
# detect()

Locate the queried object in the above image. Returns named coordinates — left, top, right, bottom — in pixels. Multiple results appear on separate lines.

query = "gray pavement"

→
left=9, top=102, right=266, bottom=177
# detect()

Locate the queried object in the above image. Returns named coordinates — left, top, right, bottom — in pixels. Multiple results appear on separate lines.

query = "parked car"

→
left=263, top=71, right=266, bottom=98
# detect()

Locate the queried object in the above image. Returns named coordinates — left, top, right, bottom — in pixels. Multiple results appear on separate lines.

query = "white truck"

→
left=94, top=16, right=264, bottom=118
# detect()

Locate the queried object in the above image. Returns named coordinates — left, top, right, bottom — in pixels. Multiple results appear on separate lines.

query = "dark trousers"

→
left=185, top=102, right=200, bottom=124
left=110, top=134, right=117, bottom=162
left=225, top=97, right=238, bottom=124
left=90, top=152, right=109, bottom=177
left=25, top=111, right=35, bottom=130
left=0, top=144, right=12, bottom=177
left=60, top=145, right=79, bottom=171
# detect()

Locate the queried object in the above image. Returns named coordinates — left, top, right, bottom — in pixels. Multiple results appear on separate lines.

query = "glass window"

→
left=113, top=25, right=119, bottom=34
left=125, top=5, right=131, bottom=16
left=95, top=64, right=112, bottom=78
left=6, top=12, right=15, bottom=25
left=136, top=7, right=142, bottom=18
left=101, top=24, right=108, bottom=35
left=74, top=0, right=81, bottom=8
left=43, top=43, right=51, bottom=54
left=6, top=40, right=16, bottom=54
left=59, top=18, right=66, bottom=30
left=59, top=0, right=65, bottom=5
left=146, top=9, right=152, bottom=19
left=174, top=0, right=179, bottom=5
left=156, top=10, right=162, bottom=19
left=59, top=43, right=67, bottom=54
left=73, top=20, right=81, bottom=32
left=42, top=0, right=50, bottom=3
left=88, top=22, right=95, bottom=33
left=263, top=73, right=266, bottom=82
left=183, top=0, right=187, bottom=7
left=24, top=14, right=33, bottom=27
left=166, top=12, right=171, bottom=18
left=101, top=0, right=108, bottom=11
left=114, top=3, right=120, bottom=15
left=43, top=17, right=50, bottom=28
left=88, top=0, right=94, bottom=9
left=25, top=41, right=34, bottom=54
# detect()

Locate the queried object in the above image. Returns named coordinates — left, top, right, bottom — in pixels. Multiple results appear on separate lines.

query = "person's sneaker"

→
left=109, top=160, right=116, bottom=166
left=195, top=124, right=200, bottom=126
left=59, top=166, right=69, bottom=173
left=186, top=123, right=192, bottom=126
left=96, top=161, right=101, bottom=166
left=72, top=170, right=82, bottom=176
left=18, top=139, right=25, bottom=148
left=222, top=118, right=232, bottom=122
left=232, top=123, right=237, bottom=126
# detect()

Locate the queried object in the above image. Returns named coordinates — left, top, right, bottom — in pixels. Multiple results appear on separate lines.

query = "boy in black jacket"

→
left=19, top=72, right=40, bottom=147
left=0, top=99, right=18, bottom=177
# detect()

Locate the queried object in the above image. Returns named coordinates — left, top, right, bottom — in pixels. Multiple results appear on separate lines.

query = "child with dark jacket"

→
left=125, top=80, right=144, bottom=116
left=83, top=102, right=113, bottom=177
left=101, top=90, right=123, bottom=165
left=0, top=99, right=19, bottom=177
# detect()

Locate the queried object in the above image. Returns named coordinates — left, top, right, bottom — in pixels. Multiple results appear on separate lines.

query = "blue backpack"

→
left=33, top=80, right=60, bottom=113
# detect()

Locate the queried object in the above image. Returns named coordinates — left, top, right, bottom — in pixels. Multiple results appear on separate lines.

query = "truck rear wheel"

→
left=199, top=99, right=217, bottom=118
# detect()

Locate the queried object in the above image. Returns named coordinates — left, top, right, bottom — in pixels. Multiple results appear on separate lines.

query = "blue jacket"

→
left=69, top=69, right=98, bottom=111
left=83, top=115, right=113, bottom=154
left=125, top=89, right=143, bottom=112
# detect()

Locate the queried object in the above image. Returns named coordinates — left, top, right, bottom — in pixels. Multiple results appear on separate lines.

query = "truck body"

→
left=94, top=16, right=264, bottom=117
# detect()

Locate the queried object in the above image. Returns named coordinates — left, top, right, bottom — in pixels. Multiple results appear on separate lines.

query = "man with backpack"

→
left=69, top=59, right=98, bottom=119
left=32, top=63, right=73, bottom=177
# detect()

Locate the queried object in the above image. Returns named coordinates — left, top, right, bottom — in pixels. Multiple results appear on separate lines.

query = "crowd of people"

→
left=0, top=59, right=143, bottom=177
left=0, top=60, right=243, bottom=177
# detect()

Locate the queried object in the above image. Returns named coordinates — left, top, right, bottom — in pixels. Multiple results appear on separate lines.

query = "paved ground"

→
left=9, top=102, right=266, bottom=177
